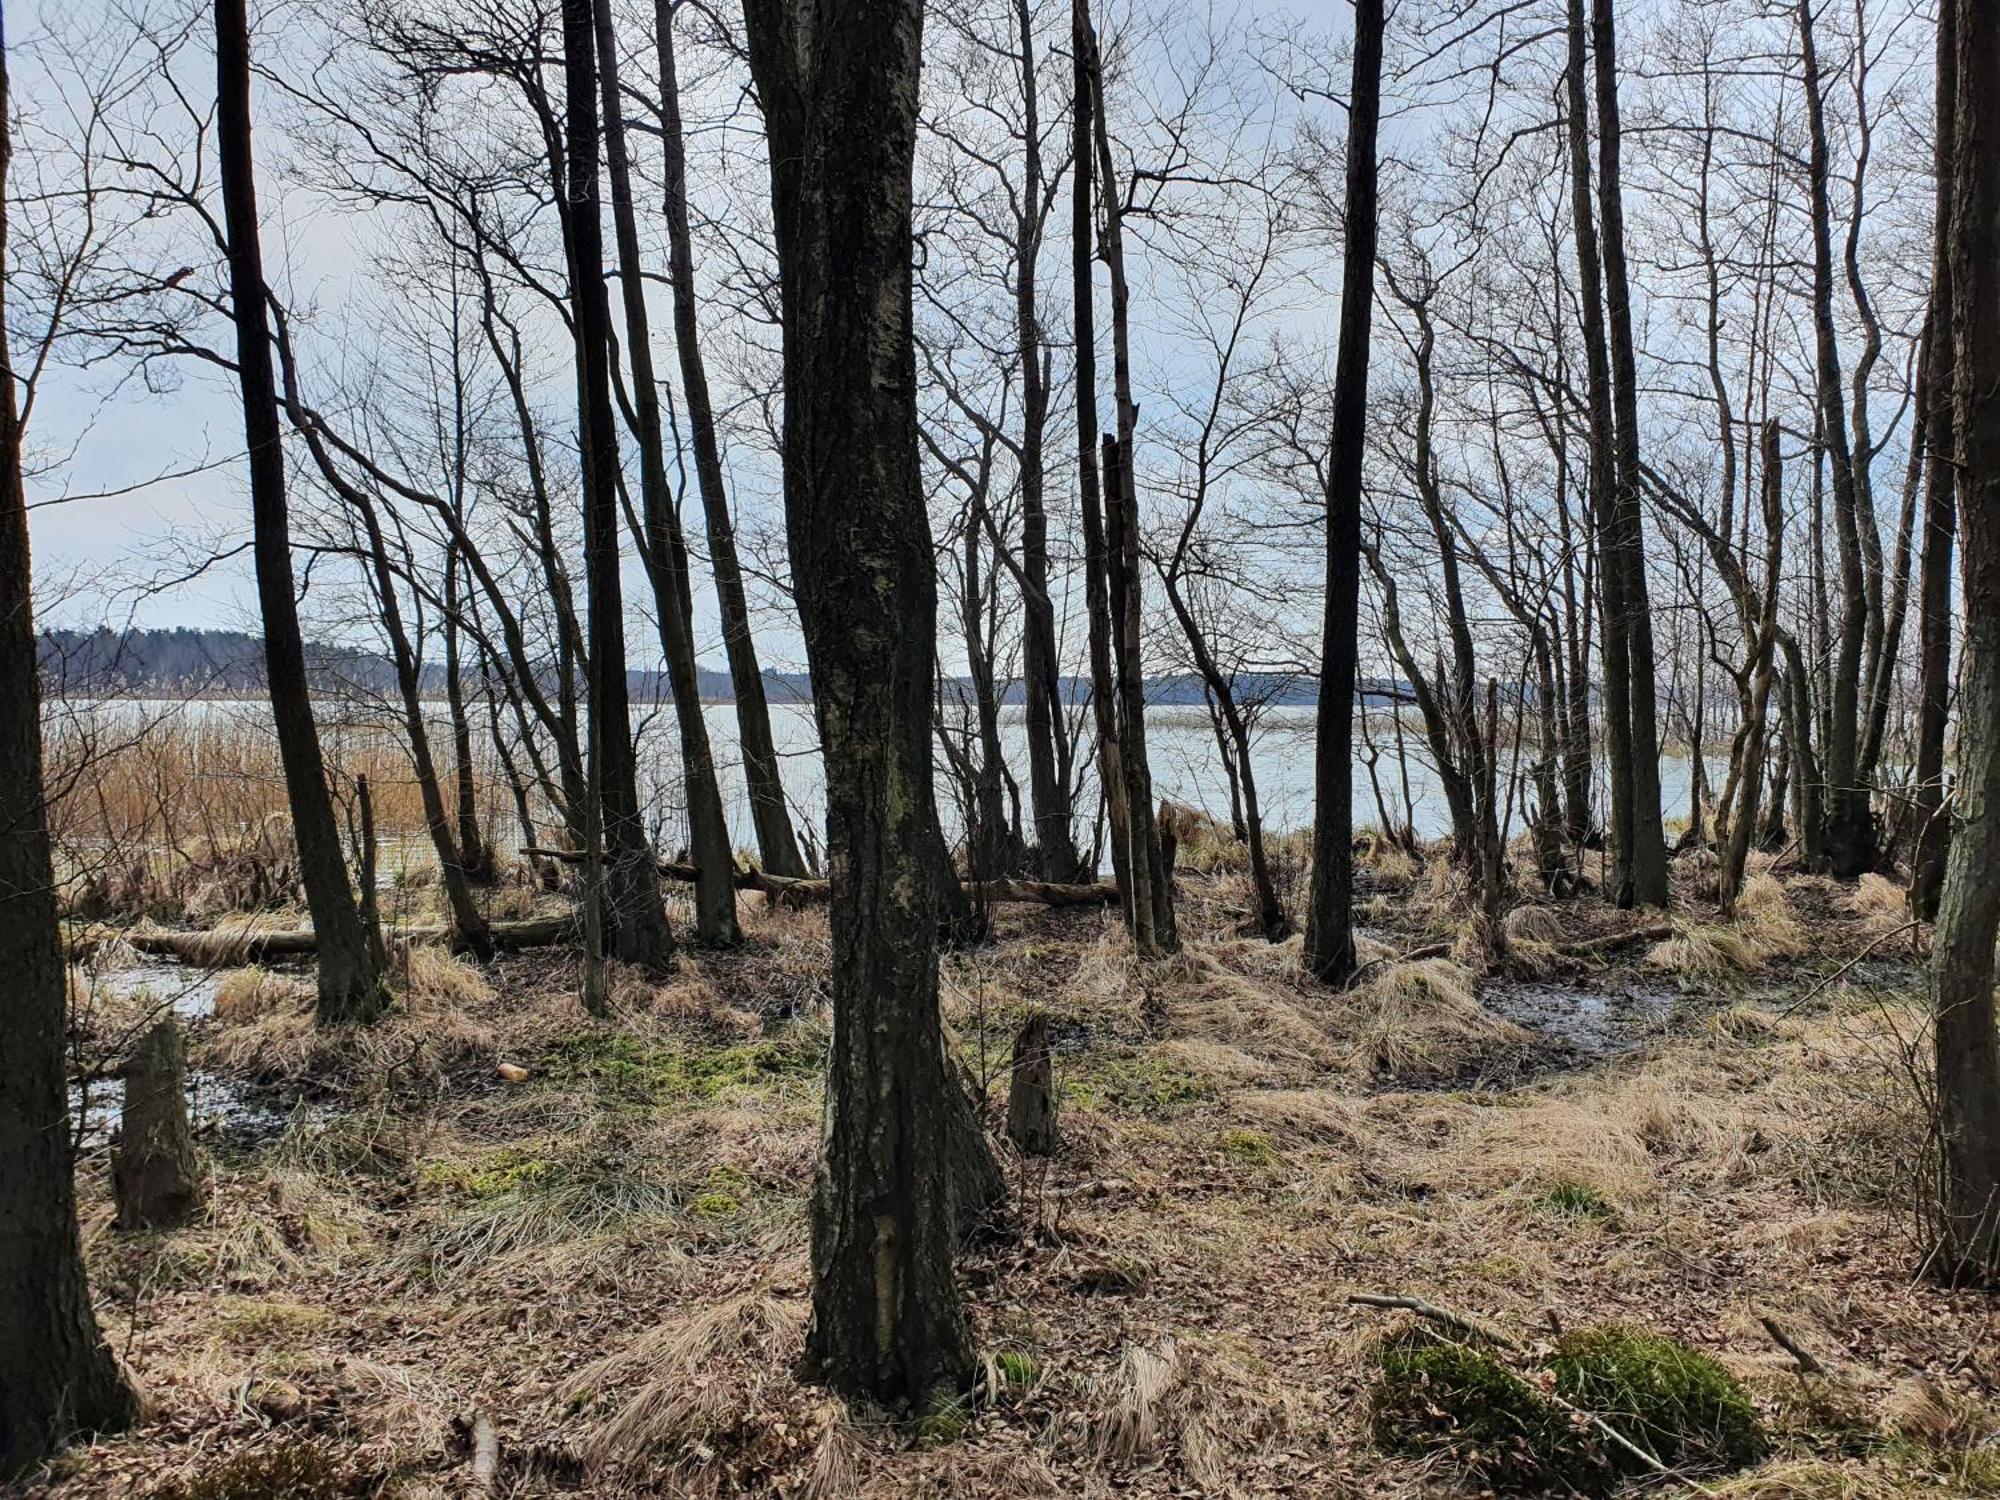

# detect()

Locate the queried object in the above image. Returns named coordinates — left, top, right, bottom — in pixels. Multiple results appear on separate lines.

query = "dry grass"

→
left=1648, top=872, right=1807, bottom=982
left=1346, top=957, right=1531, bottom=1083
left=213, top=965, right=312, bottom=1023
left=572, top=1289, right=809, bottom=1476
left=39, top=865, right=1993, bottom=1500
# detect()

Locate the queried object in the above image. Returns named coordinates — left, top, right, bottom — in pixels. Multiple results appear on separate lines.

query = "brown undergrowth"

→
left=30, top=842, right=1997, bottom=1499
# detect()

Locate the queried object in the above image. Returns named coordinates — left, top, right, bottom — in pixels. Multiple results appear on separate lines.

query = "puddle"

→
left=1480, top=977, right=1680, bottom=1063
left=69, top=957, right=304, bottom=1154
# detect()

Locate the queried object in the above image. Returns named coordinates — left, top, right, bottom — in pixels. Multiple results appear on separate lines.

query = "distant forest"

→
left=38, top=626, right=1412, bottom=708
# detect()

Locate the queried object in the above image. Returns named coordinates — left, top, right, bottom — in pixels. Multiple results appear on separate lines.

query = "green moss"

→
left=419, top=1144, right=557, bottom=1199
left=1218, top=1128, right=1280, bottom=1164
left=1063, top=1048, right=1215, bottom=1116
left=1372, top=1332, right=1583, bottom=1494
left=688, top=1191, right=741, bottom=1219
left=1535, top=1179, right=1614, bottom=1220
left=1371, top=1323, right=1765, bottom=1495
left=1551, top=1323, right=1766, bottom=1476
left=540, top=1032, right=817, bottom=1103
left=152, top=1441, right=359, bottom=1500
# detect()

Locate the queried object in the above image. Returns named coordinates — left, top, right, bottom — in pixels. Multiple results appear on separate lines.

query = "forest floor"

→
left=26, top=838, right=2000, bottom=1499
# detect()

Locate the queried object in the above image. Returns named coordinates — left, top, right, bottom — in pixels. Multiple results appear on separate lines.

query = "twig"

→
left=1757, top=1315, right=1825, bottom=1376
left=1346, top=1292, right=1521, bottom=1351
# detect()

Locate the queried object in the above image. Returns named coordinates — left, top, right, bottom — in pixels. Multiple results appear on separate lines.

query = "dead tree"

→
left=112, top=1019, right=206, bottom=1230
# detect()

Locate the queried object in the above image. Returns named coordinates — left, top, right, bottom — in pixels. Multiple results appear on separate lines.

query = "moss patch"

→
left=419, top=1144, right=557, bottom=1199
left=1062, top=1048, right=1216, bottom=1116
left=1372, top=1322, right=1765, bottom=1494
left=1551, top=1324, right=1766, bottom=1476
left=1535, top=1179, right=1615, bottom=1221
left=540, top=1032, right=818, bottom=1104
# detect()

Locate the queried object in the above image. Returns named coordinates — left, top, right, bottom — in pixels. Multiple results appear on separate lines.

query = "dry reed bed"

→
left=36, top=854, right=1998, bottom=1499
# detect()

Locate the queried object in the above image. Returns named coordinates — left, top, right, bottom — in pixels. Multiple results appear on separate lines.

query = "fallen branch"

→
left=1555, top=923, right=1676, bottom=960
left=1780, top=920, right=1925, bottom=1016
left=1757, top=1315, right=1825, bottom=1376
left=470, top=1410, right=500, bottom=1494
left=129, top=915, right=574, bottom=965
left=1345, top=1292, right=1520, bottom=1351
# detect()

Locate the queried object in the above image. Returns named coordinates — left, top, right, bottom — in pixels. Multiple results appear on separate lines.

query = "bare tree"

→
left=741, top=0, right=1003, bottom=1408
left=1302, top=0, right=1383, bottom=986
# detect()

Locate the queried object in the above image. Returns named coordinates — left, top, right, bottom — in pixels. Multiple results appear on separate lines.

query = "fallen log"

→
left=128, top=915, right=574, bottom=966
left=525, top=847, right=1121, bottom=909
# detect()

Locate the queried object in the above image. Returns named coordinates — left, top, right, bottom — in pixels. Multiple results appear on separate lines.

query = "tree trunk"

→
left=560, top=0, right=676, bottom=975
left=1083, top=21, right=1176, bottom=955
left=1071, top=0, right=1131, bottom=925
left=1912, top=8, right=1958, bottom=922
left=1564, top=0, right=1633, bottom=904
left=1591, top=0, right=1669, bottom=907
left=1798, top=0, right=1878, bottom=880
left=652, top=0, right=809, bottom=879
left=1006, top=1010, right=1056, bottom=1157
left=743, top=0, right=1001, bottom=1412
left=215, top=0, right=386, bottom=1024
left=1301, top=0, right=1382, bottom=986
left=1010, top=0, right=1082, bottom=884
left=596, top=0, right=739, bottom=947
left=0, top=22, right=139, bottom=1469
left=1929, top=0, right=2000, bottom=1283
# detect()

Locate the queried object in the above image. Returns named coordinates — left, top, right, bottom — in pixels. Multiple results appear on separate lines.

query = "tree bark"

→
left=215, top=0, right=386, bottom=1023
left=742, top=0, right=1001, bottom=1411
left=560, top=0, right=676, bottom=975
left=1929, top=0, right=2000, bottom=1283
left=0, top=20, right=138, bottom=1470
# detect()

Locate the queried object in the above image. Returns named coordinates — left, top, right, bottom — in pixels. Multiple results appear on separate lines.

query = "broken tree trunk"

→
left=112, top=1019, right=205, bottom=1230
left=1007, top=1011, right=1056, bottom=1156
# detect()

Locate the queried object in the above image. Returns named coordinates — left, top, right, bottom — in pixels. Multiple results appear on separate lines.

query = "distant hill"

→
left=38, top=626, right=1412, bottom=708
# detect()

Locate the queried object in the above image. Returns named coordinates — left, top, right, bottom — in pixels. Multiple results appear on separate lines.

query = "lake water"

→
left=646, top=700, right=1712, bottom=858
left=72, top=697, right=1714, bottom=865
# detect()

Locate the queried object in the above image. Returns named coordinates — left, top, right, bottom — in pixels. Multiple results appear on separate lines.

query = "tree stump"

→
left=1007, top=1011, right=1056, bottom=1157
left=113, top=1018, right=205, bottom=1230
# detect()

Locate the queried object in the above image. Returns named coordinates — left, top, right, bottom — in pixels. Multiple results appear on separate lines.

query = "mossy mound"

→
left=1552, top=1323, right=1765, bottom=1477
left=1371, top=1322, right=1765, bottom=1494
left=1373, top=1333, right=1578, bottom=1492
